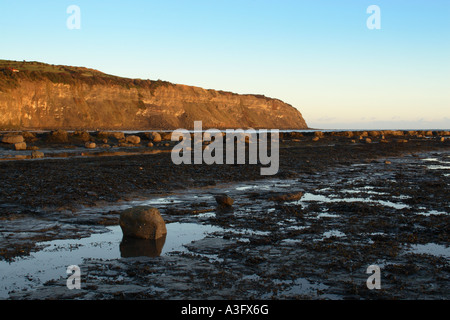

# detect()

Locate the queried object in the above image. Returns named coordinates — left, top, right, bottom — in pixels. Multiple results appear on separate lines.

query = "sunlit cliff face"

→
left=0, top=75, right=307, bottom=131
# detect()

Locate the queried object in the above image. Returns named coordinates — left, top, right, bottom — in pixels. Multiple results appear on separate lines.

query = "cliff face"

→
left=0, top=60, right=308, bottom=130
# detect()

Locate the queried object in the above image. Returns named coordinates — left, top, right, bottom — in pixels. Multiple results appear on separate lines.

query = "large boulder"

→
left=119, top=207, right=167, bottom=240
left=2, top=135, right=24, bottom=144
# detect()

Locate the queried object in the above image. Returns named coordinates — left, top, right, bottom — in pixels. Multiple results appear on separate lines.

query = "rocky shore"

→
left=0, top=129, right=448, bottom=300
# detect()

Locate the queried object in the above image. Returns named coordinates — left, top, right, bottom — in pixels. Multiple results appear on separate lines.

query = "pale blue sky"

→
left=1, top=0, right=449, bottom=129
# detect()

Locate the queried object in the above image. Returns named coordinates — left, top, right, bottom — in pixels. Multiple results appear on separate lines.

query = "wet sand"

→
left=0, top=131, right=449, bottom=300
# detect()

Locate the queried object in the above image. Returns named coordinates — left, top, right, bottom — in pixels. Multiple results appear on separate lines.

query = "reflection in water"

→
left=120, top=234, right=166, bottom=258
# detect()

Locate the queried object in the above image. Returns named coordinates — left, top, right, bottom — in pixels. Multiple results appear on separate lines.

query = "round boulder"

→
left=119, top=207, right=167, bottom=240
left=85, top=142, right=97, bottom=149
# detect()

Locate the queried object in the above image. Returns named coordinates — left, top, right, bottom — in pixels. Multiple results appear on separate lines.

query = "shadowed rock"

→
left=215, top=195, right=234, bottom=207
left=269, top=191, right=303, bottom=202
left=119, top=206, right=167, bottom=240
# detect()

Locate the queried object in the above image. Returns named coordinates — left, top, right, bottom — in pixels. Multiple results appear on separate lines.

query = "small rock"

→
left=269, top=191, right=303, bottom=202
left=215, top=195, right=234, bottom=207
left=14, top=142, right=27, bottom=150
left=119, top=207, right=167, bottom=240
left=440, top=137, right=445, bottom=142
left=385, top=160, right=391, bottom=164
left=147, top=142, right=154, bottom=147
left=365, top=138, right=372, bottom=144
left=161, top=132, right=172, bottom=141
left=72, top=131, right=91, bottom=142
left=312, top=137, right=320, bottom=142
left=314, top=131, right=324, bottom=138
left=31, top=150, right=44, bottom=159
left=85, top=142, right=97, bottom=149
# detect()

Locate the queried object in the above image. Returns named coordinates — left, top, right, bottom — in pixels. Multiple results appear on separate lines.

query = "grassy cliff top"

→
left=0, top=59, right=172, bottom=93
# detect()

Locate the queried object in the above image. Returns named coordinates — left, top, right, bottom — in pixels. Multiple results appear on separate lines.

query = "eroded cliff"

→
left=0, top=60, right=308, bottom=130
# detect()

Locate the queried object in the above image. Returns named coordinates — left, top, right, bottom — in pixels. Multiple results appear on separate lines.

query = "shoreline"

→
left=0, top=133, right=448, bottom=300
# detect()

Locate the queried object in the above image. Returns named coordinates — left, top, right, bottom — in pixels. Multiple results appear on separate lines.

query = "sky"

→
left=1, top=0, right=449, bottom=129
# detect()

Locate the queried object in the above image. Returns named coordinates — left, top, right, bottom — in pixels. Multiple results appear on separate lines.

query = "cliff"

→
left=0, top=60, right=308, bottom=130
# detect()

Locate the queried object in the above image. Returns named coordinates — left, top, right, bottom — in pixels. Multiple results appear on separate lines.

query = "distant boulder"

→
left=215, top=195, right=234, bottom=207
left=147, top=132, right=162, bottom=143
left=97, top=131, right=125, bottom=140
left=31, top=150, right=44, bottom=159
left=14, top=142, right=27, bottom=150
left=47, top=130, right=69, bottom=143
left=2, top=135, right=24, bottom=144
left=269, top=191, right=303, bottom=202
left=72, top=131, right=92, bottom=142
left=125, top=135, right=141, bottom=144
left=85, top=142, right=97, bottom=149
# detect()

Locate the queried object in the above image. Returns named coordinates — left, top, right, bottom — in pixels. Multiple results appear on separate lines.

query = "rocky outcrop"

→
left=0, top=60, right=308, bottom=130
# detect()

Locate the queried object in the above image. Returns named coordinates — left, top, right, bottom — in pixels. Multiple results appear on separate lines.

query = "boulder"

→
left=14, top=142, right=27, bottom=150
left=215, top=195, right=234, bottom=207
left=147, top=132, right=162, bottom=142
left=125, top=135, right=141, bottom=144
left=72, top=131, right=92, bottom=142
left=314, top=131, right=324, bottom=138
left=368, top=131, right=381, bottom=137
left=97, top=131, right=125, bottom=140
left=47, top=130, right=69, bottom=143
left=2, top=135, right=24, bottom=144
left=22, top=131, right=37, bottom=142
left=119, top=207, right=167, bottom=240
left=161, top=132, right=172, bottom=141
left=85, top=142, right=97, bottom=149
left=269, top=191, right=303, bottom=202
left=31, top=150, right=44, bottom=159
